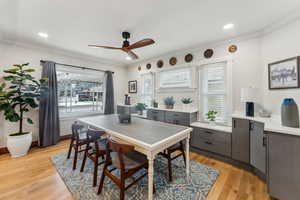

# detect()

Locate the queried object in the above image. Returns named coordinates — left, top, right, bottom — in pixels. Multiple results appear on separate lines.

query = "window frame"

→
left=197, top=57, right=233, bottom=125
left=139, top=72, right=155, bottom=107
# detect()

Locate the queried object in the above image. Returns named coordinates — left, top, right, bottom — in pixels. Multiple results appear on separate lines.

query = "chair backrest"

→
left=71, top=122, right=84, bottom=141
left=106, top=138, right=135, bottom=171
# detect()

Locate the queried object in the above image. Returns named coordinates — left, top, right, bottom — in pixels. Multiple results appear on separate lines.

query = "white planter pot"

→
left=182, top=104, right=191, bottom=111
left=209, top=121, right=216, bottom=126
left=7, top=132, right=32, bottom=158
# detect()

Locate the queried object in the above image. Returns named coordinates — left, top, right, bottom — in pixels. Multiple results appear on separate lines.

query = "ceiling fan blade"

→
left=127, top=39, right=155, bottom=50
left=123, top=49, right=139, bottom=60
left=88, top=45, right=121, bottom=50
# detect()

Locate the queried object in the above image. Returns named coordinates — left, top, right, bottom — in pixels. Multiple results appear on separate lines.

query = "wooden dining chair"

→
left=159, top=141, right=186, bottom=182
left=98, top=138, right=154, bottom=200
left=80, top=129, right=107, bottom=187
left=67, top=122, right=90, bottom=170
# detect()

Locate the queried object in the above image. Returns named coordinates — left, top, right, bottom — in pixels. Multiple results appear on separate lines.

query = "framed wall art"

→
left=128, top=80, right=137, bottom=93
left=268, top=57, right=300, bottom=89
left=158, top=67, right=192, bottom=89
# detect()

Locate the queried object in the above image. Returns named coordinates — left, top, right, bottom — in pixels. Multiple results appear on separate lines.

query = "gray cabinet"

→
left=267, top=132, right=300, bottom=200
left=232, top=118, right=250, bottom=163
left=147, top=109, right=165, bottom=122
left=250, top=121, right=266, bottom=174
left=191, top=127, right=232, bottom=157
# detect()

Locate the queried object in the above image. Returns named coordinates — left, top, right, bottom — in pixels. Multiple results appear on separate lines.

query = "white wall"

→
left=0, top=41, right=128, bottom=147
left=261, top=19, right=300, bottom=115
left=127, top=36, right=263, bottom=116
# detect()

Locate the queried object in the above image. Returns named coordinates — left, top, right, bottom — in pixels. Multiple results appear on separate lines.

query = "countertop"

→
left=190, top=122, right=232, bottom=133
left=147, top=107, right=198, bottom=114
left=232, top=113, right=300, bottom=137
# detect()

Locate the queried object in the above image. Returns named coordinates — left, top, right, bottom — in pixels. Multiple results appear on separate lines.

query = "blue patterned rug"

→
left=51, top=152, right=219, bottom=200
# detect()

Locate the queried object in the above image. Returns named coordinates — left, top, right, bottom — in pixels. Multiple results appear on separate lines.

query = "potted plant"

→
left=164, top=96, right=175, bottom=109
left=0, top=63, right=47, bottom=157
left=181, top=97, right=193, bottom=110
left=206, top=110, right=218, bottom=125
left=135, top=103, right=147, bottom=115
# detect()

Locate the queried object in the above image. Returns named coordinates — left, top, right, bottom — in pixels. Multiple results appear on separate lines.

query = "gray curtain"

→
left=39, top=61, right=60, bottom=147
left=104, top=71, right=115, bottom=114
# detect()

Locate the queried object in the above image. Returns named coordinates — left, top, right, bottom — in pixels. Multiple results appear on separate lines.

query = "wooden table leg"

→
left=147, top=156, right=154, bottom=200
left=185, top=134, right=190, bottom=181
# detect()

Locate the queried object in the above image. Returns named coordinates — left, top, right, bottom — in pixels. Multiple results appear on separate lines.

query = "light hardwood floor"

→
left=0, top=140, right=271, bottom=200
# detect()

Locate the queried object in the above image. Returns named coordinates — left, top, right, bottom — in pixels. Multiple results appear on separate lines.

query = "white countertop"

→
left=232, top=113, right=300, bottom=137
left=147, top=107, right=198, bottom=114
left=190, top=122, right=232, bottom=133
left=117, top=104, right=135, bottom=107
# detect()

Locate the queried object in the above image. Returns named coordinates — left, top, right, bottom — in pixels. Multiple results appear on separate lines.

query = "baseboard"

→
left=0, top=134, right=71, bottom=155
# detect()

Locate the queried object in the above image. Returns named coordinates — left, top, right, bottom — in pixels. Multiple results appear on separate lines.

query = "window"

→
left=140, top=73, right=154, bottom=107
left=199, top=61, right=228, bottom=122
left=56, top=65, right=105, bottom=117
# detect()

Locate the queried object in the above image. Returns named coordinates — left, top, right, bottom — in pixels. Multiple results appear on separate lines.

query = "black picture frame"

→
left=128, top=80, right=137, bottom=93
left=268, top=56, right=300, bottom=90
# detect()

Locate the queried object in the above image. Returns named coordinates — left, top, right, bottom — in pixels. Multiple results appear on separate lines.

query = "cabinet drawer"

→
left=165, top=111, right=190, bottom=126
left=193, top=127, right=231, bottom=143
left=147, top=109, right=165, bottom=122
left=191, top=136, right=231, bottom=157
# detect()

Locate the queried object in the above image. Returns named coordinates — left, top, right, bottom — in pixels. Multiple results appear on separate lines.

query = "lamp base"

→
left=246, top=102, right=254, bottom=117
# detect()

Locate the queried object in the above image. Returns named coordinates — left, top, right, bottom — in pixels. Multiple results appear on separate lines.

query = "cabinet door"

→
left=250, top=121, right=266, bottom=174
left=232, top=118, right=250, bottom=163
left=267, top=133, right=300, bottom=200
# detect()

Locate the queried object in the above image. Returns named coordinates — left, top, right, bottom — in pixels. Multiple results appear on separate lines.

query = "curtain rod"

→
left=40, top=60, right=114, bottom=74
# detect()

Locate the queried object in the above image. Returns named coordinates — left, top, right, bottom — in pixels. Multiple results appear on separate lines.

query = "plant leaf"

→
left=27, top=118, right=33, bottom=124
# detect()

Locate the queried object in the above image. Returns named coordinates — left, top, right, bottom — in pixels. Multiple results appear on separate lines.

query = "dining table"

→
left=78, top=114, right=193, bottom=200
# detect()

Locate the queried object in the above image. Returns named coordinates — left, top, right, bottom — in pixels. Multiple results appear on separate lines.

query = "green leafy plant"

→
left=181, top=97, right=193, bottom=104
left=135, top=103, right=147, bottom=111
left=0, top=63, right=48, bottom=136
left=164, top=96, right=175, bottom=106
left=206, top=110, right=218, bottom=121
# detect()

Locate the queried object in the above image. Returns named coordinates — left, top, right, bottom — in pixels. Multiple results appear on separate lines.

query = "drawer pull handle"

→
left=204, top=131, right=214, bottom=134
left=205, top=141, right=213, bottom=145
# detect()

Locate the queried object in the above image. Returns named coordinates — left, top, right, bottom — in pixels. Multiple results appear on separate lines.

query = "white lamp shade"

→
left=241, top=87, right=257, bottom=102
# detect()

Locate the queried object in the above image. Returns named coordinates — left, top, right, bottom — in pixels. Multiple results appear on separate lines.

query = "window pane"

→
left=56, top=66, right=104, bottom=117
left=140, top=73, right=154, bottom=106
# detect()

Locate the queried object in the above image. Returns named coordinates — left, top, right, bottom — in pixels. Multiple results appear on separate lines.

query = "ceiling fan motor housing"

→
left=122, top=31, right=130, bottom=40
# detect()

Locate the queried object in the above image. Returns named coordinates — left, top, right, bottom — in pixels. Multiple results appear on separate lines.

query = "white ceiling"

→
left=1, top=0, right=300, bottom=65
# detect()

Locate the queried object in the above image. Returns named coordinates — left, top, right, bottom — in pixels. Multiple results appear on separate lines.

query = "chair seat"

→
left=168, top=142, right=183, bottom=151
left=111, top=151, right=147, bottom=170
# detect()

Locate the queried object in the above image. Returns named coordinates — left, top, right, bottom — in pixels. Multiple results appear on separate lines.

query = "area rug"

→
left=51, top=152, right=219, bottom=200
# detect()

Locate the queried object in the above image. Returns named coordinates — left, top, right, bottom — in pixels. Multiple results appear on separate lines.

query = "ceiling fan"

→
left=88, top=31, right=155, bottom=60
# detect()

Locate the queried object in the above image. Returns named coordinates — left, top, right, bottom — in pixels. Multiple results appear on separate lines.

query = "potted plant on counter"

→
left=0, top=63, right=47, bottom=158
left=135, top=103, right=147, bottom=115
left=181, top=97, right=193, bottom=111
left=206, top=110, right=218, bottom=125
left=164, top=96, right=175, bottom=109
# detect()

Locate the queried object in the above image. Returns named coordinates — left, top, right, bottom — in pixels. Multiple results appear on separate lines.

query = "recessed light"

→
left=223, top=23, right=234, bottom=30
left=126, top=56, right=132, bottom=60
left=38, top=32, right=48, bottom=38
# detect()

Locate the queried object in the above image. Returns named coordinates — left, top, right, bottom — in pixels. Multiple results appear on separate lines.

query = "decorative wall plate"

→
left=204, top=49, right=213, bottom=58
left=157, top=60, right=164, bottom=68
left=169, top=57, right=177, bottom=66
left=146, top=63, right=151, bottom=70
left=228, top=45, right=238, bottom=53
left=185, top=53, right=193, bottom=63
left=138, top=66, right=141, bottom=71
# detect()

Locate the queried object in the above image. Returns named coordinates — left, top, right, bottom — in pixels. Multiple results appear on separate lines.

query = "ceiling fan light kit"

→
left=88, top=31, right=155, bottom=60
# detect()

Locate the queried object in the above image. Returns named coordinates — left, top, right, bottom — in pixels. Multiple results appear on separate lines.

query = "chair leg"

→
left=67, top=139, right=74, bottom=159
left=80, top=146, right=88, bottom=172
left=120, top=178, right=125, bottom=200
left=73, top=146, right=78, bottom=170
left=98, top=164, right=107, bottom=195
left=167, top=152, right=173, bottom=182
left=93, top=157, right=99, bottom=187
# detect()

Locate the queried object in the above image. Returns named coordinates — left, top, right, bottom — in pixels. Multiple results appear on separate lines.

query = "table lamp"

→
left=241, top=87, right=257, bottom=117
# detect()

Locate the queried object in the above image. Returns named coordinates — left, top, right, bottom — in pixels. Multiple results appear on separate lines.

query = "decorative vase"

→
left=7, top=132, right=32, bottom=158
left=165, top=105, right=174, bottom=109
left=209, top=120, right=216, bottom=126
left=281, top=98, right=299, bottom=128
left=138, top=110, right=143, bottom=115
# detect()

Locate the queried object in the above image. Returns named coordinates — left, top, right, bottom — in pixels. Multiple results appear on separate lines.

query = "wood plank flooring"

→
left=0, top=140, right=271, bottom=200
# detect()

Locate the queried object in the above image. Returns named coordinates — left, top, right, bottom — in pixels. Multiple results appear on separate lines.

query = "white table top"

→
left=190, top=122, right=232, bottom=133
left=78, top=114, right=192, bottom=150
left=232, top=113, right=300, bottom=137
